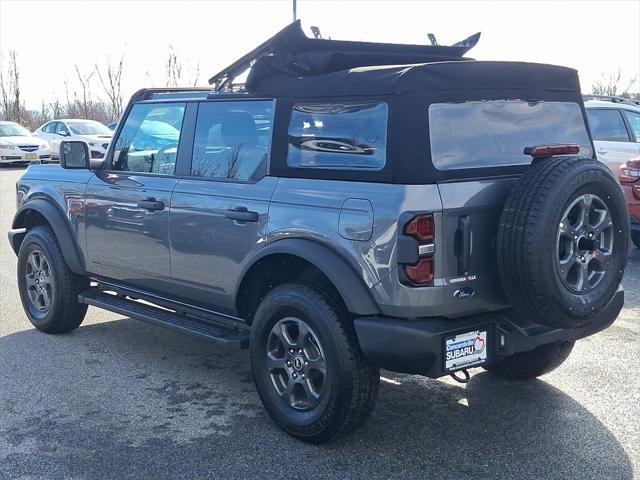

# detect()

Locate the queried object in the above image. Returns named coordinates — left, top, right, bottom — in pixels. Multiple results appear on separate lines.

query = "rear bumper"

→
left=354, top=287, right=624, bottom=378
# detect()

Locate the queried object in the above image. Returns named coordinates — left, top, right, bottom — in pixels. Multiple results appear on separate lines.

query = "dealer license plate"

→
left=26, top=153, right=38, bottom=160
left=444, top=329, right=488, bottom=372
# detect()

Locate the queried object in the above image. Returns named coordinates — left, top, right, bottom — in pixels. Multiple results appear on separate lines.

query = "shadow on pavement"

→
left=0, top=318, right=633, bottom=480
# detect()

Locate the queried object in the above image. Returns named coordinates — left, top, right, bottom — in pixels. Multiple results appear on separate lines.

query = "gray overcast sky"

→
left=1, top=0, right=639, bottom=109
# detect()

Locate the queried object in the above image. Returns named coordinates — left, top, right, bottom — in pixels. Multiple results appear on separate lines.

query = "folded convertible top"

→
left=208, top=20, right=480, bottom=93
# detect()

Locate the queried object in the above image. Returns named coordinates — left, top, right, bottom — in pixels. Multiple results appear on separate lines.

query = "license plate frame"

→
left=444, top=328, right=489, bottom=372
left=26, top=152, right=38, bottom=160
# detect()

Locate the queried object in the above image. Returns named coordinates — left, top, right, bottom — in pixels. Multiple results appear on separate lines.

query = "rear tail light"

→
left=524, top=144, right=580, bottom=157
left=402, top=214, right=435, bottom=285
left=404, top=214, right=435, bottom=242
left=619, top=161, right=640, bottom=183
left=404, top=257, right=434, bottom=285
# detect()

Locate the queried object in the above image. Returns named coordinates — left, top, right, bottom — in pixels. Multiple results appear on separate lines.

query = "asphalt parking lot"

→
left=0, top=164, right=638, bottom=480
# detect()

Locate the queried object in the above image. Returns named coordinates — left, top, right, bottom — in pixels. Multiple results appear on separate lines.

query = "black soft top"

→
left=246, top=60, right=580, bottom=97
left=208, top=21, right=580, bottom=98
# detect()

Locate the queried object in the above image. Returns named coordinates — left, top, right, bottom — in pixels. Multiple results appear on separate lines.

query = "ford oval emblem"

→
left=454, top=287, right=475, bottom=299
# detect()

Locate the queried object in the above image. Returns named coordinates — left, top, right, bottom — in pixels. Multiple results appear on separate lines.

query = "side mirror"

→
left=57, top=131, right=68, bottom=137
left=60, top=141, right=90, bottom=169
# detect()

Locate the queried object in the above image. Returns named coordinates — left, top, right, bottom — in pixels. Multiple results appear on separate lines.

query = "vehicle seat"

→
left=220, top=111, right=267, bottom=180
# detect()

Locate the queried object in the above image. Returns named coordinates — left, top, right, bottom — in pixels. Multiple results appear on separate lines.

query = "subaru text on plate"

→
left=7, top=22, right=629, bottom=443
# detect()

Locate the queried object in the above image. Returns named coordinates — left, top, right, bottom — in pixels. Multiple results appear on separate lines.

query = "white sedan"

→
left=0, top=121, right=52, bottom=164
left=34, top=119, right=113, bottom=159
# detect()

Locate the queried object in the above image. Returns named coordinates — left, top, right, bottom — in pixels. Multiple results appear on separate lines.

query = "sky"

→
left=1, top=0, right=639, bottom=110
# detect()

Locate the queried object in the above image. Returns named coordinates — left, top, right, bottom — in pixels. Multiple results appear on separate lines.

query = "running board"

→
left=78, top=290, right=249, bottom=349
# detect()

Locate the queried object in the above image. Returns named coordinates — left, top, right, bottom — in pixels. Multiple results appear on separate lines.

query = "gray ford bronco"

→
left=8, top=22, right=629, bottom=443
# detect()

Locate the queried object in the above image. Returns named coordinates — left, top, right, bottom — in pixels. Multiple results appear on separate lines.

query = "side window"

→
left=190, top=100, right=273, bottom=181
left=42, top=122, right=54, bottom=133
left=287, top=102, right=388, bottom=171
left=111, top=102, right=186, bottom=174
left=56, top=122, right=69, bottom=135
left=623, top=110, right=640, bottom=141
left=586, top=109, right=630, bottom=142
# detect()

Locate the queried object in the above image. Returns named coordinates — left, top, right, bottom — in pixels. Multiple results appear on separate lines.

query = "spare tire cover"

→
left=497, top=157, right=628, bottom=329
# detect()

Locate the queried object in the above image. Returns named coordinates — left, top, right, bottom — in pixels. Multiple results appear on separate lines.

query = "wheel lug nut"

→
left=305, top=361, right=308, bottom=367
left=292, top=373, right=297, bottom=378
left=289, top=349, right=294, bottom=354
left=298, top=349, right=302, bottom=354
left=286, top=361, right=291, bottom=367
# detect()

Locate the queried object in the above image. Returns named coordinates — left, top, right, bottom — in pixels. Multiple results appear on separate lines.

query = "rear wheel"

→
left=250, top=283, right=379, bottom=443
left=17, top=226, right=88, bottom=333
left=484, top=341, right=575, bottom=380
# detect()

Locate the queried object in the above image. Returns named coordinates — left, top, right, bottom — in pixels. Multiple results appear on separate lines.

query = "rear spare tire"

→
left=498, top=157, right=628, bottom=329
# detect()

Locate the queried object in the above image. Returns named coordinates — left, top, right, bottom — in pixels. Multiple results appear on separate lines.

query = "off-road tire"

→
left=484, top=341, right=575, bottom=380
left=17, top=226, right=88, bottom=333
left=498, top=157, right=628, bottom=329
left=250, top=283, right=379, bottom=443
left=632, top=231, right=640, bottom=249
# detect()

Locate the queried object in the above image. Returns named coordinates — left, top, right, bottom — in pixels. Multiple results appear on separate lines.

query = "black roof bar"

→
left=129, top=87, right=212, bottom=102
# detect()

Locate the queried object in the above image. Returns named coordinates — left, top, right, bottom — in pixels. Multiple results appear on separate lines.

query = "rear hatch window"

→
left=429, top=100, right=592, bottom=170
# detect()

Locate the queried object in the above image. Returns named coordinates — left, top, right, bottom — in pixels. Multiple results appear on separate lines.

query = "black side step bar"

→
left=78, top=289, right=249, bottom=349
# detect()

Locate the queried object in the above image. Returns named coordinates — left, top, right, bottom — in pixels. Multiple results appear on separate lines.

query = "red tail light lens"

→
left=404, top=258, right=434, bottom=285
left=404, top=214, right=435, bottom=242
left=619, top=161, right=640, bottom=184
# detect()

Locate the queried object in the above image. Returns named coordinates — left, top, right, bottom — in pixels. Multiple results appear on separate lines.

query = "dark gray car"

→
left=7, top=22, right=629, bottom=443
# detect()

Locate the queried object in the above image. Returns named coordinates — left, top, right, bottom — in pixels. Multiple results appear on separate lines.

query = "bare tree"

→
left=0, top=51, right=25, bottom=123
left=165, top=47, right=201, bottom=87
left=165, top=49, right=182, bottom=87
left=592, top=69, right=638, bottom=98
left=95, top=55, right=124, bottom=120
left=74, top=65, right=94, bottom=118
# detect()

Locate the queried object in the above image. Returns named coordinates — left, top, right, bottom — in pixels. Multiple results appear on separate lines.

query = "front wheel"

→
left=17, top=226, right=88, bottom=333
left=250, top=283, right=379, bottom=443
left=483, top=341, right=575, bottom=380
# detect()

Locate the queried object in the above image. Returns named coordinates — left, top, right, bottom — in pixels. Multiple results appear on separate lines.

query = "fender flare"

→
left=11, top=198, right=86, bottom=275
left=237, top=238, right=379, bottom=316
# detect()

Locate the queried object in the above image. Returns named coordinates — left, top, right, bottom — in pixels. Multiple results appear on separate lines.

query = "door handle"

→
left=597, top=147, right=608, bottom=154
left=225, top=206, right=259, bottom=222
left=455, top=215, right=472, bottom=275
left=137, top=198, right=165, bottom=211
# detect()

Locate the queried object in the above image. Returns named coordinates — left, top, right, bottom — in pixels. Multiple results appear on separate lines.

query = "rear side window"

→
left=191, top=100, right=273, bottom=182
left=287, top=102, right=388, bottom=171
left=111, top=102, right=186, bottom=174
left=429, top=100, right=593, bottom=170
left=586, top=109, right=630, bottom=142
left=623, top=110, right=640, bottom=141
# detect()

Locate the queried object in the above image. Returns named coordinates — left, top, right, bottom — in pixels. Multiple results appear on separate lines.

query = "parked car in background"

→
left=584, top=96, right=640, bottom=248
left=619, top=160, right=640, bottom=247
left=0, top=121, right=51, bottom=164
left=34, top=119, right=113, bottom=160
left=107, top=122, right=117, bottom=130
left=584, top=95, right=640, bottom=174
